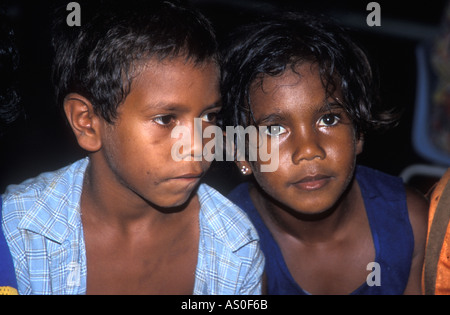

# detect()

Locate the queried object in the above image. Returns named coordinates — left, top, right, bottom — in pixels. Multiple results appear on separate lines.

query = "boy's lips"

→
left=292, top=174, right=333, bottom=191
left=171, top=172, right=204, bottom=182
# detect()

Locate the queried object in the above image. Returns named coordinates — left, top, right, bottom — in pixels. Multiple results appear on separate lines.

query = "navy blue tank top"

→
left=228, top=165, right=414, bottom=295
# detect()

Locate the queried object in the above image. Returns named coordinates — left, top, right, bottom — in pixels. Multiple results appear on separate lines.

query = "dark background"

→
left=1, top=0, right=449, bottom=194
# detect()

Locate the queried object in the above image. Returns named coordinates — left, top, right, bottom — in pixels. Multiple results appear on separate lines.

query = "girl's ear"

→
left=356, top=133, right=364, bottom=155
left=235, top=160, right=253, bottom=176
left=63, top=93, right=102, bottom=152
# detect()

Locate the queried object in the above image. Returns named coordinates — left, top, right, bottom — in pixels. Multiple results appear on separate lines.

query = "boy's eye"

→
left=154, top=115, right=175, bottom=126
left=263, top=125, right=287, bottom=137
left=318, top=114, right=340, bottom=127
left=201, top=112, right=218, bottom=123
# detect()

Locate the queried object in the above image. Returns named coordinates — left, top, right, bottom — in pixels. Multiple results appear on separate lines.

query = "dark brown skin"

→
left=81, top=180, right=200, bottom=295
left=238, top=62, right=428, bottom=295
left=64, top=57, right=221, bottom=294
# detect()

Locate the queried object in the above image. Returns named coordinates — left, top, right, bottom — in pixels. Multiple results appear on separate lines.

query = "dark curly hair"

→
left=0, top=8, right=21, bottom=136
left=52, top=0, right=218, bottom=124
left=220, top=12, right=399, bottom=137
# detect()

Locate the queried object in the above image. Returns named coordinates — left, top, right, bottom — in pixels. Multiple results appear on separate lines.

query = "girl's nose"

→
left=291, top=125, right=326, bottom=164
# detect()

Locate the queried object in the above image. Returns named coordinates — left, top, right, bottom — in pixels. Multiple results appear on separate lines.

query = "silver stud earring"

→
left=241, top=165, right=249, bottom=175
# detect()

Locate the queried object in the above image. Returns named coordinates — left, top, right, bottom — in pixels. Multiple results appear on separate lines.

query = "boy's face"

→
left=247, top=62, right=363, bottom=216
left=98, top=57, right=220, bottom=208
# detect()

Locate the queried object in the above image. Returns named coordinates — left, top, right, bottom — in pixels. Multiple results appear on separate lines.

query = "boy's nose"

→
left=189, top=118, right=204, bottom=160
left=170, top=118, right=204, bottom=162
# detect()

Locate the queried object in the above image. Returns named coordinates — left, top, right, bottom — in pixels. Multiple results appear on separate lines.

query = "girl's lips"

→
left=292, top=174, right=332, bottom=191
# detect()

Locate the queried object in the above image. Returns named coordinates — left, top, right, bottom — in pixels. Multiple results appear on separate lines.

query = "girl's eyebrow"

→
left=254, top=100, right=346, bottom=124
left=316, top=101, right=345, bottom=114
left=254, top=112, right=287, bottom=125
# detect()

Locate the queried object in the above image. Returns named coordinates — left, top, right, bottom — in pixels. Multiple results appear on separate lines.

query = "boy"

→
left=1, top=0, right=263, bottom=294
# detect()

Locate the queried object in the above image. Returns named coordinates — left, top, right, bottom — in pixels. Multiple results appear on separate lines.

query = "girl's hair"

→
left=52, top=0, right=218, bottom=123
left=220, top=12, right=399, bottom=136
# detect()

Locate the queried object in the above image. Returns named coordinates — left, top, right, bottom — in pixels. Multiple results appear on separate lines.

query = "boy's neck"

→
left=80, top=158, right=200, bottom=233
left=80, top=158, right=201, bottom=295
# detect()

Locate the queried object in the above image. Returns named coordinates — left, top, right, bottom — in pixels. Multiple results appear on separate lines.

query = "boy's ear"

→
left=235, top=160, right=253, bottom=176
left=63, top=93, right=102, bottom=152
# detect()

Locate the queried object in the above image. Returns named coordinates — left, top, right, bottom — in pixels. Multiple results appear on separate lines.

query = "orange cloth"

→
left=423, top=169, right=450, bottom=294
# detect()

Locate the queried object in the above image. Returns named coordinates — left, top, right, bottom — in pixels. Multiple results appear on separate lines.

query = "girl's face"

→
left=246, top=62, right=363, bottom=216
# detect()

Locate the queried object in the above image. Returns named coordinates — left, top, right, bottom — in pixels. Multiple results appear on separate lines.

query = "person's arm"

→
left=403, top=185, right=429, bottom=295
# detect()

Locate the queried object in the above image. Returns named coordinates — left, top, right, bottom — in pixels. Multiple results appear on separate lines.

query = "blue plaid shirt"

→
left=1, top=158, right=263, bottom=295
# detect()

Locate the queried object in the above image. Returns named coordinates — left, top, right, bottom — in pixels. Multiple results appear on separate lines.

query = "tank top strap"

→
left=228, top=182, right=306, bottom=294
left=355, top=165, right=414, bottom=294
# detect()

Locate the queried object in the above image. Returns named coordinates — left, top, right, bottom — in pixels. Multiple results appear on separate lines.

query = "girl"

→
left=221, top=12, right=428, bottom=295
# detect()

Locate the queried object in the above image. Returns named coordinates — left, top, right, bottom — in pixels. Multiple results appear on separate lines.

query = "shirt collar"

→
left=198, top=183, right=259, bottom=252
left=18, top=158, right=89, bottom=244
left=17, top=161, right=258, bottom=249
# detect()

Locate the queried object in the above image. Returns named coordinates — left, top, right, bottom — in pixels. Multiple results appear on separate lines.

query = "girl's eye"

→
left=263, top=125, right=287, bottom=137
left=154, top=115, right=175, bottom=126
left=201, top=112, right=218, bottom=123
left=318, top=114, right=340, bottom=127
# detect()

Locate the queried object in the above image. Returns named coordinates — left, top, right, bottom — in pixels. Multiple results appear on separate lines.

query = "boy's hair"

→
left=0, top=8, right=21, bottom=136
left=52, top=0, right=218, bottom=123
left=220, top=12, right=399, bottom=136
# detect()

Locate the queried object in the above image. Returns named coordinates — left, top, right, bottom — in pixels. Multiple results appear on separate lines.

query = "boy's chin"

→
left=144, top=189, right=198, bottom=214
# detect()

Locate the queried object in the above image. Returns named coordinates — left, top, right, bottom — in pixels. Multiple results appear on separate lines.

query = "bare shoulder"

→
left=405, top=184, right=429, bottom=208
left=405, top=185, right=429, bottom=226
left=404, top=185, right=429, bottom=248
left=401, top=186, right=429, bottom=294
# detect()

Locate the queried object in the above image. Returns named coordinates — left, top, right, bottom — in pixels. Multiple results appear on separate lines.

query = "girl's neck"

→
left=249, top=178, right=363, bottom=244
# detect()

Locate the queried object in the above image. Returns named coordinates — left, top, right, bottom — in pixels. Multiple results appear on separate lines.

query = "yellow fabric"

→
left=0, top=286, right=18, bottom=295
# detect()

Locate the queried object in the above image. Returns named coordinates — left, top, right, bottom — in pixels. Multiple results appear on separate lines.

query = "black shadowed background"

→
left=1, top=0, right=449, bottom=195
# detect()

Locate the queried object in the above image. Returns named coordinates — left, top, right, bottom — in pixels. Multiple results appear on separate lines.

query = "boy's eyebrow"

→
left=144, top=100, right=222, bottom=113
left=203, top=100, right=222, bottom=111
left=146, top=102, right=185, bottom=111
